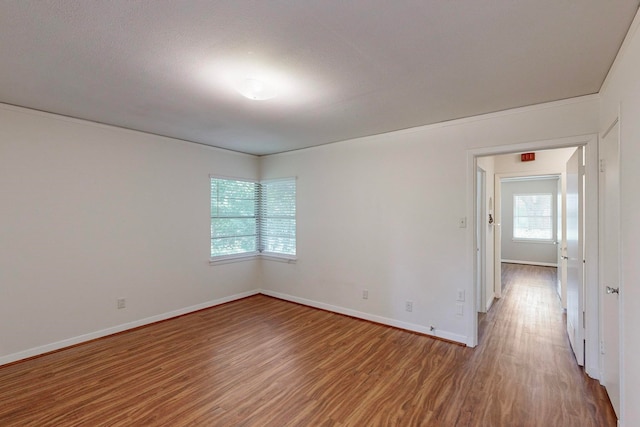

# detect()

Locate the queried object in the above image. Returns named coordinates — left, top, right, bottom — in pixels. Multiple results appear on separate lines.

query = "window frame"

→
left=259, top=177, right=297, bottom=261
left=209, top=175, right=297, bottom=264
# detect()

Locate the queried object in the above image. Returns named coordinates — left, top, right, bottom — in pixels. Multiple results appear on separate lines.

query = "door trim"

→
left=467, top=134, right=600, bottom=380
left=494, top=171, right=563, bottom=302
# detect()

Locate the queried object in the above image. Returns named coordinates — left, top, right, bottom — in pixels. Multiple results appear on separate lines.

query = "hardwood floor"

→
left=0, top=267, right=615, bottom=426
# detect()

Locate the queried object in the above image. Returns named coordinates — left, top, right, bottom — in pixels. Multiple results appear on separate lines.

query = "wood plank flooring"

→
left=0, top=265, right=616, bottom=426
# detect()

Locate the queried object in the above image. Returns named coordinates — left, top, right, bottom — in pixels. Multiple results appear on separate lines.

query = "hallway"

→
left=474, top=263, right=616, bottom=426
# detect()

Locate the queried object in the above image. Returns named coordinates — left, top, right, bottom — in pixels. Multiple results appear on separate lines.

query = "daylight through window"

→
left=513, top=193, right=553, bottom=240
left=210, top=176, right=296, bottom=260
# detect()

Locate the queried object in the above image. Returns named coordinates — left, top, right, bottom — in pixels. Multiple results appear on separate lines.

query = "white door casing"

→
left=600, top=120, right=621, bottom=418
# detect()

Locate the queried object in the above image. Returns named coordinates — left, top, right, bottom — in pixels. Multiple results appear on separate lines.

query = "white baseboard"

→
left=260, top=289, right=467, bottom=345
left=501, top=259, right=558, bottom=267
left=0, top=289, right=260, bottom=367
left=486, top=296, right=495, bottom=311
left=2, top=288, right=469, bottom=367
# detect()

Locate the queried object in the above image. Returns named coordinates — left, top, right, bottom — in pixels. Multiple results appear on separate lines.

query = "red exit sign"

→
left=521, top=152, right=535, bottom=162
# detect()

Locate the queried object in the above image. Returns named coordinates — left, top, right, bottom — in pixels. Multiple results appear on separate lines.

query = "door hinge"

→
left=599, top=158, right=606, bottom=173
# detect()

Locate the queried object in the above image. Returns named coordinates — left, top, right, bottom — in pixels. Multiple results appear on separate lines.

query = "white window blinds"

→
left=513, top=193, right=553, bottom=240
left=210, top=176, right=296, bottom=260
left=210, top=178, right=259, bottom=257
left=259, top=178, right=296, bottom=256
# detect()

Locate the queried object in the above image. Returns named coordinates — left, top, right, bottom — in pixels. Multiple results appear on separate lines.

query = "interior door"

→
left=556, top=178, right=563, bottom=301
left=600, top=121, right=621, bottom=417
left=493, top=177, right=501, bottom=299
left=477, top=167, right=487, bottom=312
left=566, top=147, right=585, bottom=366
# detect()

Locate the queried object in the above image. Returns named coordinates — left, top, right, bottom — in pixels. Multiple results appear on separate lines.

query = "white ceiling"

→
left=1, top=1, right=638, bottom=155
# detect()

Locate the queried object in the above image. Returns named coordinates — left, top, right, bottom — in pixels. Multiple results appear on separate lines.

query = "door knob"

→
left=606, top=286, right=620, bottom=295
left=561, top=256, right=569, bottom=260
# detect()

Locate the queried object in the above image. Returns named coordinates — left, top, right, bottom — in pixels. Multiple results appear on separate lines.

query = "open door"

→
left=476, top=167, right=487, bottom=312
left=600, top=121, right=621, bottom=418
left=494, top=176, right=502, bottom=299
left=566, top=147, right=585, bottom=366
left=556, top=178, right=564, bottom=301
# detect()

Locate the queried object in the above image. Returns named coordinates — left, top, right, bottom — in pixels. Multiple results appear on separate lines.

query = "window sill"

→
left=209, top=253, right=258, bottom=265
left=512, top=239, right=556, bottom=245
left=209, top=252, right=297, bottom=265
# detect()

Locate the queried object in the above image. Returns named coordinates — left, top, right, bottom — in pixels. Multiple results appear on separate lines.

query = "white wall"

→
left=599, top=9, right=640, bottom=427
left=493, top=148, right=576, bottom=175
left=0, top=104, right=261, bottom=364
left=260, top=96, right=599, bottom=344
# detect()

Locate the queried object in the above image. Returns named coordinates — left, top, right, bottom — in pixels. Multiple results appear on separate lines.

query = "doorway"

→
left=468, top=134, right=600, bottom=380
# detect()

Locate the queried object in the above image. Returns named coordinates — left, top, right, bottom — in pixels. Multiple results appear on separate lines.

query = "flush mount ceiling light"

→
left=202, top=56, right=310, bottom=104
left=236, top=78, right=277, bottom=100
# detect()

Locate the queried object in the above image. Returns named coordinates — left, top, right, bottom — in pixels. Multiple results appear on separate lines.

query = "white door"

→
left=476, top=167, right=487, bottom=312
left=494, top=177, right=503, bottom=299
left=600, top=121, right=621, bottom=417
left=566, top=147, right=585, bottom=366
left=556, top=178, right=563, bottom=300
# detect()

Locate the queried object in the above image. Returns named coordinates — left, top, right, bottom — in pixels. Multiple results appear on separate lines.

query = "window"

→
left=259, top=179, right=297, bottom=256
left=210, top=176, right=296, bottom=261
left=210, top=178, right=258, bottom=257
left=513, top=193, right=553, bottom=240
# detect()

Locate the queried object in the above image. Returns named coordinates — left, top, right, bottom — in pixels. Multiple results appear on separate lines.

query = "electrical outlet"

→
left=457, top=289, right=465, bottom=302
left=456, top=303, right=464, bottom=316
left=362, top=289, right=369, bottom=300
left=117, top=298, right=126, bottom=309
left=405, top=301, right=413, bottom=312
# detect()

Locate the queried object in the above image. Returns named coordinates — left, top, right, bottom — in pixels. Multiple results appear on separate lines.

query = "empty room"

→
left=2, top=1, right=640, bottom=426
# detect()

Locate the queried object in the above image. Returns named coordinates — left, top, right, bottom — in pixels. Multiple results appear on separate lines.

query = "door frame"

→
left=467, top=134, right=600, bottom=380
left=493, top=172, right=563, bottom=299
left=476, top=166, right=487, bottom=312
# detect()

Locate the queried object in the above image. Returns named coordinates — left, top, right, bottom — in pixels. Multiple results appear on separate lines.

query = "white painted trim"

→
left=602, top=118, right=619, bottom=140
left=1, top=288, right=471, bottom=367
left=486, top=296, right=495, bottom=312
left=511, top=238, right=557, bottom=245
left=0, top=290, right=261, bottom=367
left=495, top=170, right=564, bottom=301
left=502, top=259, right=558, bottom=267
left=209, top=254, right=259, bottom=265
left=260, top=290, right=468, bottom=345
left=259, top=254, right=297, bottom=263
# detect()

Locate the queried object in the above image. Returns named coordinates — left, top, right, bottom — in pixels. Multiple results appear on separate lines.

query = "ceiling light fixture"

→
left=236, top=78, right=277, bottom=101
